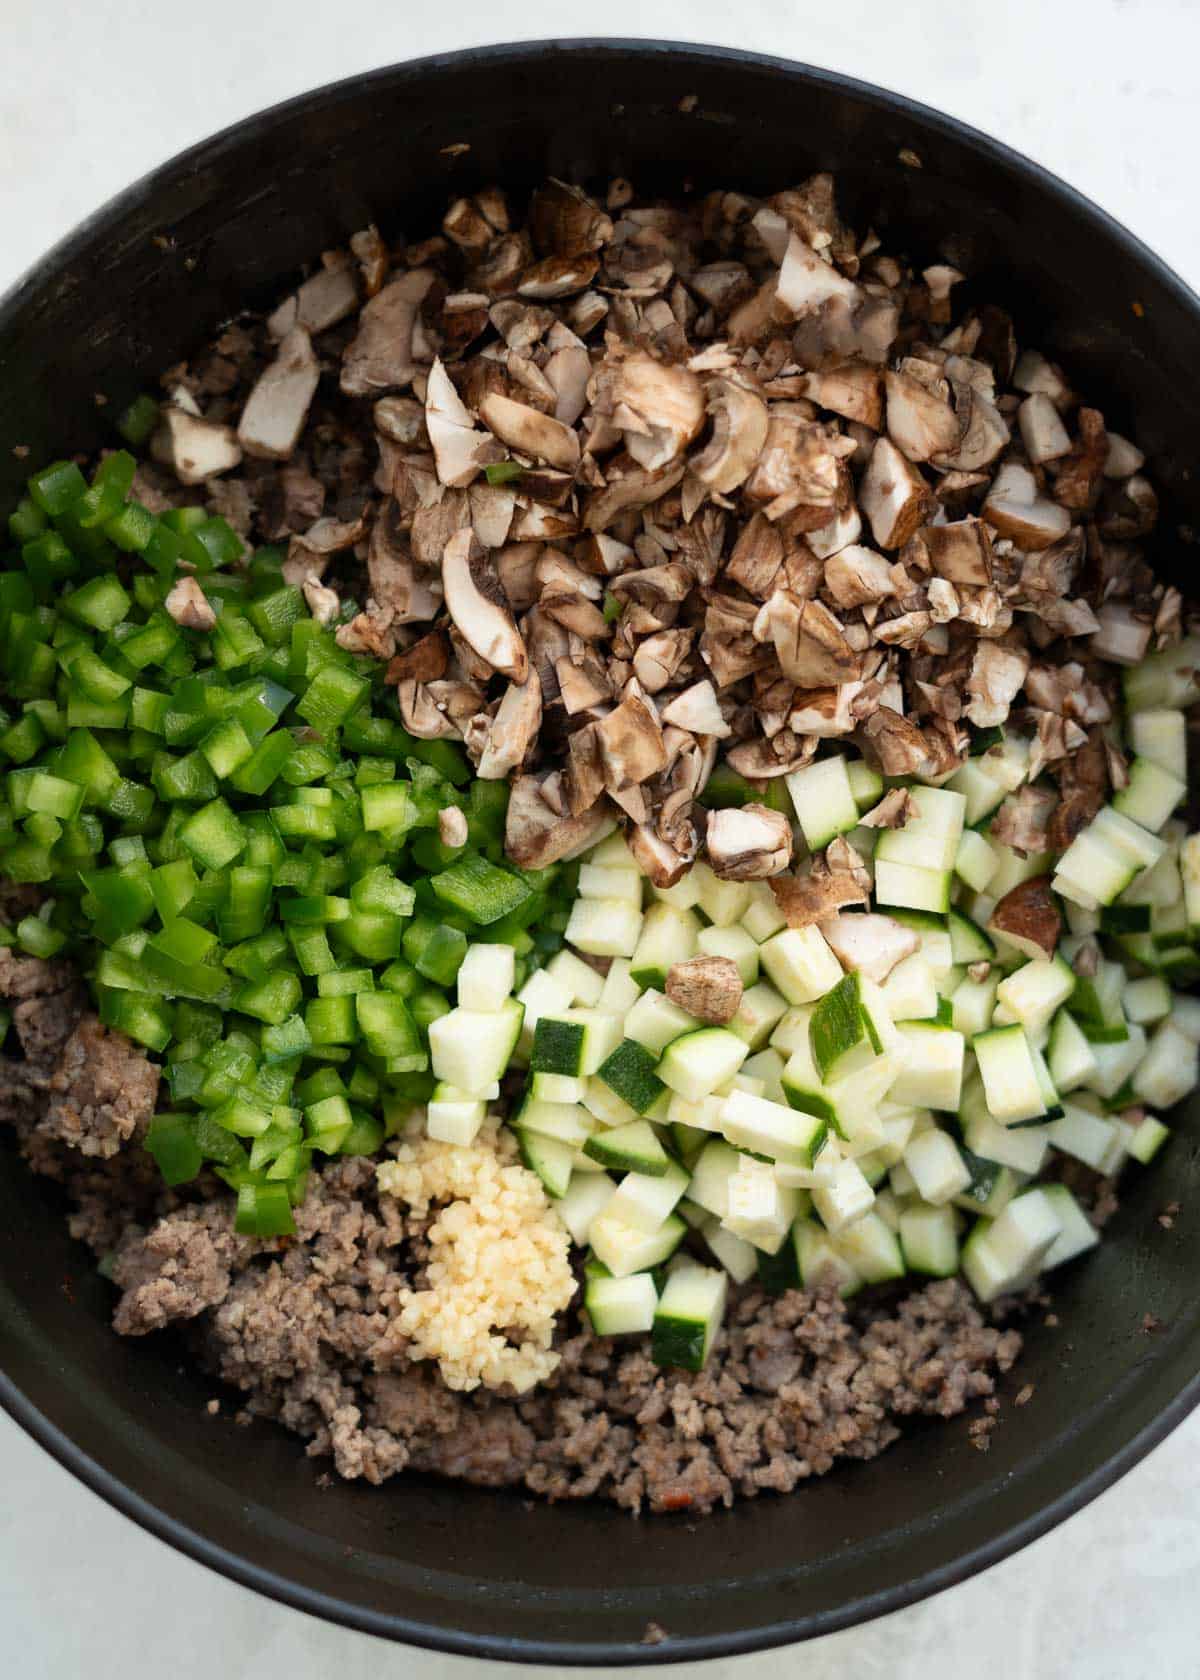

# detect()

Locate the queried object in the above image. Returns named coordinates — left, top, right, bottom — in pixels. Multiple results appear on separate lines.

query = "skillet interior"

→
left=1, top=40, right=1199, bottom=1666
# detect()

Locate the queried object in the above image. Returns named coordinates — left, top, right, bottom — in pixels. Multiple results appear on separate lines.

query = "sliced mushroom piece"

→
left=743, top=411, right=854, bottom=523
left=386, top=630, right=448, bottom=685
left=438, top=806, right=469, bottom=848
left=982, top=461, right=1071, bottom=551
left=340, top=269, right=436, bottom=397
left=885, top=366, right=962, bottom=463
left=368, top=502, right=440, bottom=624
left=821, top=911, right=919, bottom=983
left=706, top=804, right=793, bottom=880
left=860, top=437, right=935, bottom=549
left=1090, top=602, right=1153, bottom=666
left=441, top=528, right=528, bottom=681
left=860, top=708, right=934, bottom=778
left=268, top=265, right=359, bottom=340
left=582, top=453, right=688, bottom=531
left=806, top=503, right=863, bottom=561
left=556, top=653, right=613, bottom=714
left=660, top=679, right=730, bottom=738
left=610, top=352, right=707, bottom=472
left=397, top=679, right=458, bottom=740
left=965, top=641, right=1030, bottom=729
left=915, top=517, right=994, bottom=586
left=689, top=375, right=769, bottom=492
left=788, top=683, right=861, bottom=738
left=164, top=576, right=216, bottom=630
left=477, top=392, right=580, bottom=472
left=505, top=776, right=616, bottom=869
left=518, top=254, right=600, bottom=299
left=1103, top=432, right=1146, bottom=479
left=665, top=956, right=744, bottom=1025
left=476, top=675, right=543, bottom=780
left=530, top=179, right=614, bottom=256
left=824, top=544, right=895, bottom=608
left=769, top=852, right=870, bottom=926
left=773, top=228, right=862, bottom=317
left=543, top=328, right=592, bottom=425
left=594, top=687, right=668, bottom=792
left=150, top=408, right=243, bottom=486
left=282, top=510, right=369, bottom=585
left=799, top=363, right=884, bottom=429
left=425, top=357, right=495, bottom=489
left=930, top=386, right=1009, bottom=472
left=301, top=577, right=340, bottom=627
left=236, top=327, right=320, bottom=462
left=987, top=876, right=1061, bottom=961
left=757, top=593, right=860, bottom=688
left=628, top=823, right=696, bottom=889
left=1018, top=392, right=1072, bottom=464
left=350, top=225, right=389, bottom=297
left=724, top=735, right=815, bottom=779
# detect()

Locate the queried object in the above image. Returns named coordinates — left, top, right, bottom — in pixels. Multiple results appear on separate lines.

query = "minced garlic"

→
left=377, top=1119, right=575, bottom=1394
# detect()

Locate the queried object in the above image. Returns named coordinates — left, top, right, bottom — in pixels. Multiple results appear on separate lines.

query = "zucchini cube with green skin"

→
left=727, top=980, right=789, bottom=1049
left=954, top=827, right=1000, bottom=894
left=697, top=923, right=759, bottom=985
left=1112, top=756, right=1186, bottom=833
left=1127, top=708, right=1187, bottom=781
left=456, top=943, right=515, bottom=1012
left=961, top=1187, right=1064, bottom=1302
left=888, top=1023, right=965, bottom=1112
left=721, top=1158, right=800, bottom=1252
left=651, top=1263, right=728, bottom=1371
left=1043, top=1099, right=1120, bottom=1171
left=544, top=948, right=604, bottom=1007
left=899, top=1204, right=960, bottom=1277
left=1123, top=976, right=1172, bottom=1026
left=553, top=1173, right=617, bottom=1246
left=1132, top=1018, right=1199, bottom=1108
left=657, top=1026, right=749, bottom=1103
left=947, top=757, right=1010, bottom=825
left=583, top=1119, right=671, bottom=1176
left=515, top=968, right=574, bottom=1056
left=1128, top=1114, right=1171, bottom=1164
left=847, top=758, right=884, bottom=809
left=623, top=988, right=695, bottom=1055
left=564, top=896, right=644, bottom=958
left=793, top=1219, right=862, bottom=1296
left=836, top=1210, right=906, bottom=1283
left=740, top=882, right=788, bottom=943
left=719, top=1087, right=828, bottom=1166
left=426, top=1092, right=487, bottom=1146
left=760, top=925, right=842, bottom=1005
left=628, top=901, right=700, bottom=989
left=973, top=1023, right=1047, bottom=1123
left=583, top=1077, right=641, bottom=1129
left=810, top=1156, right=875, bottom=1234
left=1040, top=1185, right=1102, bottom=1269
left=514, top=1095, right=594, bottom=1147
left=598, top=957, right=641, bottom=1016
left=902, top=1127, right=971, bottom=1204
left=587, top=1207, right=686, bottom=1277
left=873, top=859, right=952, bottom=915
left=585, top=1270, right=658, bottom=1336
left=962, top=1106, right=1050, bottom=1174
left=513, top=1129, right=574, bottom=1198
left=693, top=862, right=753, bottom=928
left=808, top=972, right=891, bottom=1082
left=531, top=1013, right=592, bottom=1080
left=699, top=1216, right=759, bottom=1283
left=874, top=785, right=966, bottom=872
left=428, top=998, right=524, bottom=1095
left=995, top=955, right=1075, bottom=1033
left=786, top=756, right=858, bottom=850
left=597, top=1038, right=666, bottom=1115
left=607, top=1160, right=690, bottom=1233
left=1047, top=1009, right=1099, bottom=1092
left=685, top=1138, right=744, bottom=1220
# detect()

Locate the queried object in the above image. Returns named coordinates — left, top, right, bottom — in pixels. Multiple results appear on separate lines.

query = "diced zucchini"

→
left=739, top=1047, right=787, bottom=1103
left=565, top=896, right=644, bottom=957
left=875, top=785, right=966, bottom=871
left=1127, top=707, right=1187, bottom=781
left=629, top=901, right=700, bottom=989
left=693, top=862, right=753, bottom=928
left=995, top=955, right=1076, bottom=1032
left=835, top=1210, right=905, bottom=1282
left=809, top=972, right=890, bottom=1081
left=727, top=980, right=789, bottom=1049
left=1047, top=1008, right=1099, bottom=1092
left=514, top=1128, right=575, bottom=1197
left=719, top=1087, right=827, bottom=1166
left=585, top=1269, right=657, bottom=1335
left=787, top=756, right=859, bottom=849
left=952, top=974, right=999, bottom=1039
left=903, top=1126, right=971, bottom=1203
left=607, top=1160, right=691, bottom=1232
left=888, top=1023, right=965, bottom=1111
left=1128, top=1114, right=1170, bottom=1164
left=974, top=1024, right=1046, bottom=1123
left=793, top=1218, right=862, bottom=1296
left=456, top=942, right=516, bottom=1013
left=426, top=1092, right=487, bottom=1146
left=515, top=968, right=574, bottom=1053
left=584, top=1118, right=671, bottom=1175
left=513, top=1095, right=594, bottom=1147
left=1112, top=756, right=1186, bottom=833
left=740, top=882, right=788, bottom=943
left=961, top=1188, right=1063, bottom=1302
left=874, top=859, right=952, bottom=914
left=428, top=998, right=523, bottom=1095
left=687, top=1138, right=744, bottom=1219
left=588, top=1208, right=686, bottom=1277
left=545, top=947, right=605, bottom=1007
left=1044, top=1097, right=1120, bottom=1171
left=1132, top=1018, right=1199, bottom=1109
left=963, top=1107, right=1050, bottom=1174
left=1039, top=1184, right=1101, bottom=1270
left=700, top=1215, right=759, bottom=1282
left=577, top=861, right=644, bottom=904
left=759, top=925, right=843, bottom=1005
left=597, top=1037, right=666, bottom=1116
left=657, top=1027, right=749, bottom=1103
left=811, top=1156, right=875, bottom=1234
left=881, top=954, right=939, bottom=1024
left=529, top=1071, right=587, bottom=1105
left=598, top=956, right=642, bottom=1016
left=955, top=827, right=1000, bottom=894
left=1085, top=1022, right=1147, bottom=1100
left=947, top=908, right=994, bottom=966
left=651, top=1263, right=728, bottom=1371
left=722, top=1157, right=800, bottom=1250
left=553, top=1173, right=616, bottom=1244
left=899, top=1203, right=960, bottom=1276
left=847, top=758, right=885, bottom=809
left=624, top=988, right=696, bottom=1055
left=697, top=923, right=759, bottom=985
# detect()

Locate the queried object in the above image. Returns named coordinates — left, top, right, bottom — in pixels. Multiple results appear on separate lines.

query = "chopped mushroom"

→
left=982, top=461, right=1071, bottom=550
left=438, top=807, right=469, bottom=848
left=478, top=392, right=580, bottom=471
left=504, top=776, right=615, bottom=868
left=164, top=577, right=216, bottom=631
left=665, top=956, right=744, bottom=1025
left=441, top=529, right=528, bottom=680
left=301, top=577, right=340, bottom=626
left=340, top=270, right=436, bottom=396
left=150, top=408, right=242, bottom=485
left=660, top=680, right=730, bottom=738
left=965, top=642, right=1030, bottom=728
left=821, top=912, right=919, bottom=983
left=237, top=327, right=320, bottom=460
left=475, top=675, right=542, bottom=780
left=594, top=687, right=668, bottom=793
left=268, top=265, right=358, bottom=340
left=860, top=437, right=934, bottom=548
left=705, top=805, right=793, bottom=879
left=988, top=876, right=1061, bottom=961
left=426, top=358, right=495, bottom=487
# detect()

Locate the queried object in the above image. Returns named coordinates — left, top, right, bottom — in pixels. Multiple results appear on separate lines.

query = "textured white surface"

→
left=2, top=2, right=1200, bottom=1675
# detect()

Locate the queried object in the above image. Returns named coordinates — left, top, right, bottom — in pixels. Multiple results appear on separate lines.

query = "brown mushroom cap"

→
left=987, top=876, right=1062, bottom=961
left=665, top=956, right=744, bottom=1025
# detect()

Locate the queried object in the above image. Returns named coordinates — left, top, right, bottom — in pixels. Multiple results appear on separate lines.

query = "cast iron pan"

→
left=1, top=40, right=1198, bottom=1668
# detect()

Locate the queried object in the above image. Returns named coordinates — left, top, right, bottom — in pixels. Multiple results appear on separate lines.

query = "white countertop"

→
left=3, top=2, right=1199, bottom=1675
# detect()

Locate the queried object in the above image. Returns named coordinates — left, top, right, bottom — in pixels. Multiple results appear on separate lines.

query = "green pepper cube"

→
left=179, top=797, right=246, bottom=870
